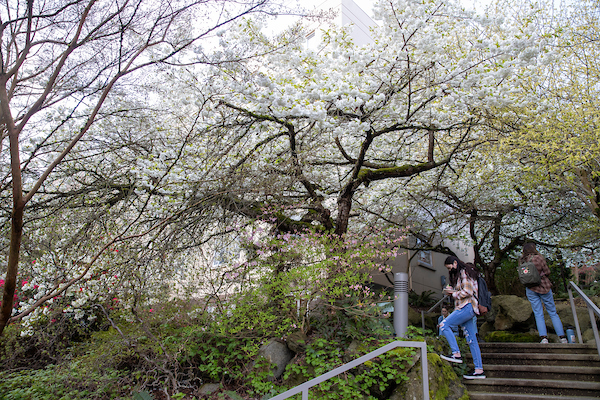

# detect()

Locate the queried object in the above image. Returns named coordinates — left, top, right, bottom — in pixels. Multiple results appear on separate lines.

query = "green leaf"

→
left=132, top=391, right=154, bottom=400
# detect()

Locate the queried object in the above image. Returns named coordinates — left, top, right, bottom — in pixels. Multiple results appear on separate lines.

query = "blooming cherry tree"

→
left=188, top=0, right=543, bottom=243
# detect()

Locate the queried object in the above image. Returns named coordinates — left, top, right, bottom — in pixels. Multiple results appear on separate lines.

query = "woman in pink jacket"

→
left=438, top=256, right=485, bottom=379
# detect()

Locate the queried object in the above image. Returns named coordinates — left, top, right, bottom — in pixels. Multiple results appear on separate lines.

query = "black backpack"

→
left=477, top=274, right=492, bottom=316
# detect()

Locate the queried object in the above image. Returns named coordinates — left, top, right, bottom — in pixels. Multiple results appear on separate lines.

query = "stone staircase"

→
left=463, top=342, right=600, bottom=400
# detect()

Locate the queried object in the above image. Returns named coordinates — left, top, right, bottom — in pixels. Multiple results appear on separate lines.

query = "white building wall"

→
left=442, top=239, right=475, bottom=264
left=305, top=0, right=376, bottom=48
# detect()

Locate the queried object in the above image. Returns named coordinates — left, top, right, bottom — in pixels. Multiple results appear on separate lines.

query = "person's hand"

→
left=443, top=285, right=454, bottom=295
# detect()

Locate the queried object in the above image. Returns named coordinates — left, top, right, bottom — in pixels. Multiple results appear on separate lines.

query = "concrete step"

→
left=479, top=342, right=598, bottom=355
left=466, top=351, right=600, bottom=367
left=481, top=364, right=600, bottom=381
left=459, top=342, right=600, bottom=399
left=463, top=378, right=600, bottom=397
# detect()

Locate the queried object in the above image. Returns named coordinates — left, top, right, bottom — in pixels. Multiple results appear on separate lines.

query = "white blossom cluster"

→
left=182, top=0, right=547, bottom=232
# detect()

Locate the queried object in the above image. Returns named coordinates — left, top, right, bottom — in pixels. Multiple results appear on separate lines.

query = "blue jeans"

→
left=526, top=288, right=565, bottom=337
left=439, top=303, right=483, bottom=370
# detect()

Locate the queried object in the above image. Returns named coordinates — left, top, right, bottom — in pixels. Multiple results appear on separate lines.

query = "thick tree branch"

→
left=334, top=136, right=395, bottom=169
left=354, top=158, right=450, bottom=189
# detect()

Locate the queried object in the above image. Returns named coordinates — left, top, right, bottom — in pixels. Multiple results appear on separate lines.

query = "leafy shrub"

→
left=307, top=298, right=394, bottom=342
left=584, top=281, right=600, bottom=297
left=0, top=362, right=127, bottom=400
left=0, top=226, right=419, bottom=399
left=494, top=258, right=523, bottom=296
left=408, top=290, right=436, bottom=308
left=0, top=297, right=431, bottom=400
left=546, top=257, right=573, bottom=297
left=181, top=329, right=260, bottom=383
left=0, top=306, right=108, bottom=371
left=281, top=337, right=414, bottom=400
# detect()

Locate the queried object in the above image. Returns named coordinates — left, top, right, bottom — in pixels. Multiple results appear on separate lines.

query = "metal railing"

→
left=266, top=340, right=429, bottom=400
left=567, top=280, right=600, bottom=358
left=421, top=295, right=449, bottom=331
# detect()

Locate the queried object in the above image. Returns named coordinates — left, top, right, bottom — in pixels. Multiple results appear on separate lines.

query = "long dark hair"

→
left=519, top=243, right=541, bottom=264
left=445, top=256, right=479, bottom=286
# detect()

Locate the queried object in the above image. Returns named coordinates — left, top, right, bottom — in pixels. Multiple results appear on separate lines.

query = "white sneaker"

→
left=540, top=338, right=549, bottom=344
left=560, top=337, right=568, bottom=344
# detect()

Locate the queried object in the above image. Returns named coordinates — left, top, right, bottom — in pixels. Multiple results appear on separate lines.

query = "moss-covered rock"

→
left=390, top=353, right=468, bottom=400
left=286, top=330, right=308, bottom=354
left=408, top=307, right=423, bottom=327
left=255, top=338, right=294, bottom=380
left=492, top=295, right=534, bottom=330
left=478, top=321, right=494, bottom=340
left=583, top=328, right=598, bottom=343
left=555, top=303, right=591, bottom=332
left=484, top=331, right=538, bottom=343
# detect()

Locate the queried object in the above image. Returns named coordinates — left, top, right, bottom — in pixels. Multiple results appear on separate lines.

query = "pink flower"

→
left=149, top=309, right=154, bottom=312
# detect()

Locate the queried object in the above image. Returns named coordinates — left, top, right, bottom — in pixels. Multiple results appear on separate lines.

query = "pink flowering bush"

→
left=210, top=222, right=405, bottom=339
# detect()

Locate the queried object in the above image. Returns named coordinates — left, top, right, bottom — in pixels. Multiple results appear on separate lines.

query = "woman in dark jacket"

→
left=519, top=243, right=567, bottom=344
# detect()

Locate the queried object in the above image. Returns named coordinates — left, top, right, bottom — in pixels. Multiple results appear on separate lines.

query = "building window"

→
left=418, top=250, right=433, bottom=269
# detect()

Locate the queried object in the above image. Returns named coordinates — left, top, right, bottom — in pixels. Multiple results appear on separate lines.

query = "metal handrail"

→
left=421, top=295, right=449, bottom=330
left=266, top=340, right=429, bottom=400
left=567, top=281, right=600, bottom=358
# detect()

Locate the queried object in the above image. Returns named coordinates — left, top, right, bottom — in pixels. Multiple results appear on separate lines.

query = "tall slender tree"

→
left=0, top=0, right=271, bottom=335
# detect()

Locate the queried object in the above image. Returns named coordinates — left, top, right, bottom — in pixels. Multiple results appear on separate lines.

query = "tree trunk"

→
left=0, top=206, right=24, bottom=334
left=483, top=260, right=500, bottom=295
left=0, top=89, right=25, bottom=334
left=336, top=195, right=352, bottom=236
